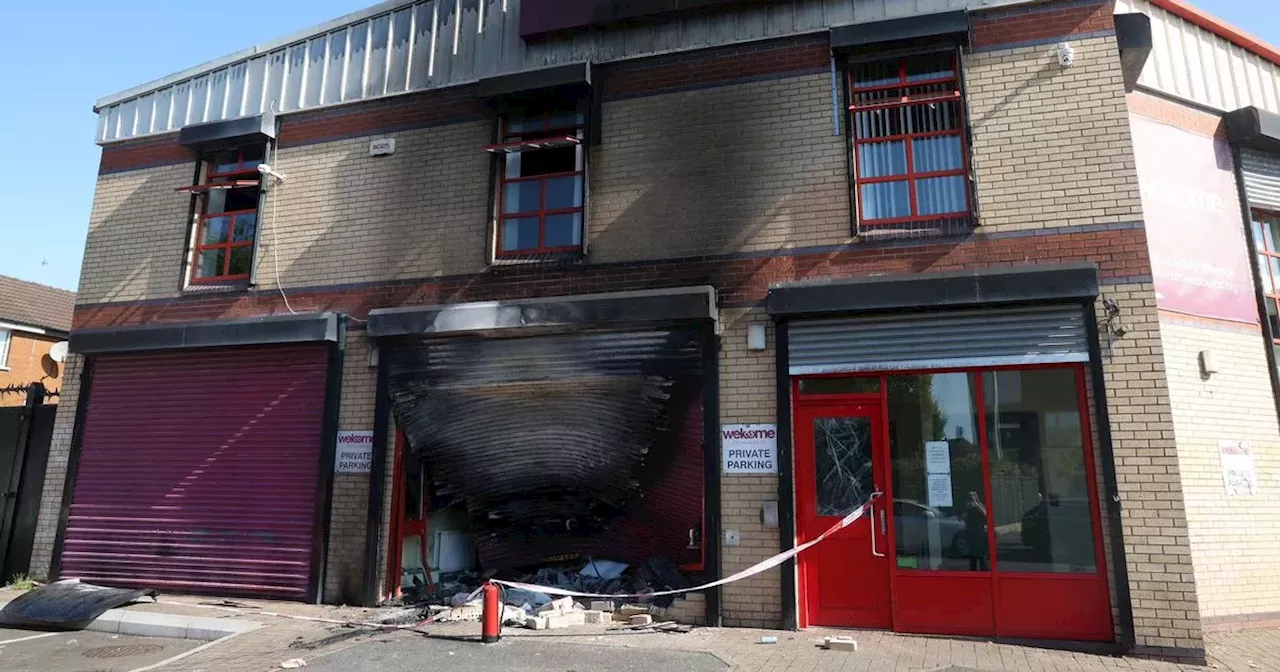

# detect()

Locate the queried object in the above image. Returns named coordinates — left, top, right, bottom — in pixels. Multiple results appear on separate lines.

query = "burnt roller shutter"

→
left=387, top=329, right=706, bottom=570
left=787, top=304, right=1090, bottom=374
left=60, top=345, right=328, bottom=599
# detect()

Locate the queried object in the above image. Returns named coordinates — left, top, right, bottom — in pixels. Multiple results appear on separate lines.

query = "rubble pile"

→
left=393, top=557, right=695, bottom=630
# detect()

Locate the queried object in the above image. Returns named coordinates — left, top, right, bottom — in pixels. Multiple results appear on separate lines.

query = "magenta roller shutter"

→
left=60, top=344, right=329, bottom=600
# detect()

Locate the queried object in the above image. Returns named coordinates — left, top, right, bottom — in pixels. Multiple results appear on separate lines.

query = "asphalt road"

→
left=0, top=626, right=199, bottom=672
left=306, top=634, right=729, bottom=672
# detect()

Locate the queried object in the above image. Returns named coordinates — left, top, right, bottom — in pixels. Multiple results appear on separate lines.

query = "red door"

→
left=794, top=400, right=891, bottom=628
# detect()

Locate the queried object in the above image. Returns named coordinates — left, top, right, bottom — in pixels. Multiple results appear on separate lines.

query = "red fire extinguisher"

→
left=481, top=581, right=502, bottom=643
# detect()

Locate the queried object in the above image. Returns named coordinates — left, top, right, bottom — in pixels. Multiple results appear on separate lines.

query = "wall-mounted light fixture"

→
left=368, top=345, right=380, bottom=369
left=747, top=324, right=768, bottom=351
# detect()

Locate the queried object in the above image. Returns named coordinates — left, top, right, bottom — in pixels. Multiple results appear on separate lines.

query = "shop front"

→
left=771, top=265, right=1117, bottom=642
left=364, top=287, right=721, bottom=617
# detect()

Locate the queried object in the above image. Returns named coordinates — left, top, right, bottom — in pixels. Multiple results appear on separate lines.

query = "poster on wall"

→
left=335, top=430, right=374, bottom=473
left=1219, top=440, right=1258, bottom=496
left=1129, top=114, right=1258, bottom=324
left=722, top=424, right=778, bottom=474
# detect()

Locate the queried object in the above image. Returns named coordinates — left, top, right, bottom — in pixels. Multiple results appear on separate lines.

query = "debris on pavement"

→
left=760, top=636, right=778, bottom=644
left=279, top=658, right=308, bottom=669
left=0, top=579, right=157, bottom=629
left=822, top=636, right=858, bottom=652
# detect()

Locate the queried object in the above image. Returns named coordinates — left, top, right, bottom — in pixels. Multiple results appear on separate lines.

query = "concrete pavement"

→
left=6, top=590, right=1280, bottom=671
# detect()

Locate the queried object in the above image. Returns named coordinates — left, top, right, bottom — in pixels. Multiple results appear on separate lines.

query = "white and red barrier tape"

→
left=491, top=496, right=875, bottom=600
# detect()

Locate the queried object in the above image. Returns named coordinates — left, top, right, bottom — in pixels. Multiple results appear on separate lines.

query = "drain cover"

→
left=82, top=643, right=165, bottom=659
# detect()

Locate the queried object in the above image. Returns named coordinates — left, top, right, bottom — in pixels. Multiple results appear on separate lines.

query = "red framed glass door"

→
left=794, top=365, right=1113, bottom=642
left=794, top=399, right=891, bottom=628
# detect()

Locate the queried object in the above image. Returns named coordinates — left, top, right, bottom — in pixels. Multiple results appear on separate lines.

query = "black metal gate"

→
left=0, top=384, right=56, bottom=582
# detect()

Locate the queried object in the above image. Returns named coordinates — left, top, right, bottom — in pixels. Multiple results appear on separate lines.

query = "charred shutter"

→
left=387, top=329, right=706, bottom=570
left=60, top=345, right=328, bottom=599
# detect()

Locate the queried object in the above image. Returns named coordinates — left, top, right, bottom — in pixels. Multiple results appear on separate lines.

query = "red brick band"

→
left=971, top=0, right=1115, bottom=50
left=73, top=225, right=1151, bottom=330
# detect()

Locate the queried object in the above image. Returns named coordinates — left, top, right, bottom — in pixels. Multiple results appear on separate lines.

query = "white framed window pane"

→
left=0, top=328, right=10, bottom=369
left=189, top=76, right=209, bottom=123
left=134, top=93, right=154, bottom=135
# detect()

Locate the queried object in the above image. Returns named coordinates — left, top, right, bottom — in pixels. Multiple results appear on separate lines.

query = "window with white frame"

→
left=0, top=328, right=11, bottom=369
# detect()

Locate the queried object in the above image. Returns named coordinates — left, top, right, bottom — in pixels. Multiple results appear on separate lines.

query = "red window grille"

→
left=849, top=52, right=971, bottom=231
left=189, top=146, right=264, bottom=283
left=1253, top=211, right=1280, bottom=346
left=491, top=104, right=586, bottom=256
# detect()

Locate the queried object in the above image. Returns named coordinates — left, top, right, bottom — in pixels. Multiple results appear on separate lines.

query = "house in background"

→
left=0, top=275, right=75, bottom=406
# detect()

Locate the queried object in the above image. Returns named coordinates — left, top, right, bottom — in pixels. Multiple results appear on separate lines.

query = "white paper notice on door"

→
left=926, top=473, right=953, bottom=508
left=925, top=441, right=951, bottom=474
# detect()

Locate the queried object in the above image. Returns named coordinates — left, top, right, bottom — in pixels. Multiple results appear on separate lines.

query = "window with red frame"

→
left=489, top=102, right=585, bottom=256
left=1252, top=211, right=1280, bottom=355
left=848, top=52, right=971, bottom=231
left=187, top=145, right=264, bottom=282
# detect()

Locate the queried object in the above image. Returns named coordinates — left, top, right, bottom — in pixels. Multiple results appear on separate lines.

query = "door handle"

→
left=869, top=492, right=886, bottom=558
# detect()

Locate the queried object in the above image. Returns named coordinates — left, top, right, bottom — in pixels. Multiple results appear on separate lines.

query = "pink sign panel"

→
left=1130, top=114, right=1258, bottom=324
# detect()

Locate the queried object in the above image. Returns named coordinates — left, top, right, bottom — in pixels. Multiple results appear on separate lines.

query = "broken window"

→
left=181, top=144, right=264, bottom=283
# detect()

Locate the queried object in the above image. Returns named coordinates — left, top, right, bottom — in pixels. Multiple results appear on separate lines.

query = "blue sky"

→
left=0, top=0, right=1275, bottom=291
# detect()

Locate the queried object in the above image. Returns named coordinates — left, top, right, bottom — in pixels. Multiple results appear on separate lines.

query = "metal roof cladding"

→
left=93, top=0, right=1030, bottom=144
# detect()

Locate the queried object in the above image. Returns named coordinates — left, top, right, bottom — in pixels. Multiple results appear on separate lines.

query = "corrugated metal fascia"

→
left=1118, top=0, right=1280, bottom=116
left=94, top=0, right=1040, bottom=144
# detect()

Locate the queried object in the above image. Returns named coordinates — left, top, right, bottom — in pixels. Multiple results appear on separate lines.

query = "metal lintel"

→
left=366, top=286, right=718, bottom=338
left=767, top=263, right=1099, bottom=318
left=69, top=312, right=341, bottom=355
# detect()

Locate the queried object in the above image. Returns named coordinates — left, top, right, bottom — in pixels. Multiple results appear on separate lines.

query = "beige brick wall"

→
left=324, top=331, right=377, bottom=604
left=718, top=308, right=783, bottom=628
left=261, top=122, right=492, bottom=290
left=1159, top=317, right=1280, bottom=620
left=77, top=163, right=194, bottom=304
left=78, top=38, right=1143, bottom=306
left=29, top=353, right=84, bottom=579
left=966, top=37, right=1143, bottom=232
left=591, top=73, right=849, bottom=262
left=1097, top=286, right=1203, bottom=651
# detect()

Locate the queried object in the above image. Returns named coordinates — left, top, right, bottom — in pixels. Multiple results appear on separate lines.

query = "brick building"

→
left=0, top=275, right=74, bottom=405
left=29, top=0, right=1280, bottom=662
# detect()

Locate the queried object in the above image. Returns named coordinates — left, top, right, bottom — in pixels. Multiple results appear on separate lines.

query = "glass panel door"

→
left=886, top=372, right=988, bottom=571
left=983, top=369, right=1099, bottom=573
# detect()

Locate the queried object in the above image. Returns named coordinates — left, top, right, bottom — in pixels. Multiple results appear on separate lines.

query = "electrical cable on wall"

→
left=260, top=138, right=298, bottom=316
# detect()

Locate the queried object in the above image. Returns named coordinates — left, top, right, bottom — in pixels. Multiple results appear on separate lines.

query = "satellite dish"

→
left=49, top=341, right=69, bottom=363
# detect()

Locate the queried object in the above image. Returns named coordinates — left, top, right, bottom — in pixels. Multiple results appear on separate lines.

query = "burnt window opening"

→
left=488, top=98, right=587, bottom=258
left=181, top=144, right=266, bottom=283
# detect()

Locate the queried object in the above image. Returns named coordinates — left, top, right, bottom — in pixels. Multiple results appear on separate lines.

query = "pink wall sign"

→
left=1130, top=114, right=1258, bottom=324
